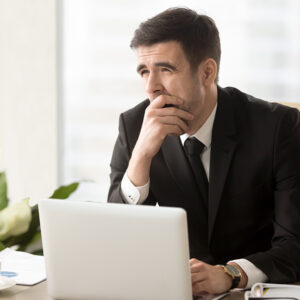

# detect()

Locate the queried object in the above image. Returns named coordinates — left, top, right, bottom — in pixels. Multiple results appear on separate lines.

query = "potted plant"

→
left=0, top=171, right=79, bottom=254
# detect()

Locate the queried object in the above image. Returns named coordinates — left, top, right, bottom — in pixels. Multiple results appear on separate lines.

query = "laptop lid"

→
left=39, top=199, right=193, bottom=300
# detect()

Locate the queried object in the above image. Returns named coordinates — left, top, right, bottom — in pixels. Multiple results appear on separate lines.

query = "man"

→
left=108, top=7, right=300, bottom=296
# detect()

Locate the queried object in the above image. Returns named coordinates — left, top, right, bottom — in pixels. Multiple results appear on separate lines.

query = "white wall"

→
left=0, top=0, right=57, bottom=204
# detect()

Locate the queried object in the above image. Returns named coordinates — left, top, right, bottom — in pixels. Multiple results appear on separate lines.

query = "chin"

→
left=179, top=104, right=192, bottom=113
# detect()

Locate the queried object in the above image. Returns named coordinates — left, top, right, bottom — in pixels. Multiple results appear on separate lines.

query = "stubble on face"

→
left=137, top=41, right=212, bottom=133
left=178, top=74, right=203, bottom=115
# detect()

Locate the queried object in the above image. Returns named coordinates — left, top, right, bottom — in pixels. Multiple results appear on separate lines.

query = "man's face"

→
left=136, top=41, right=206, bottom=120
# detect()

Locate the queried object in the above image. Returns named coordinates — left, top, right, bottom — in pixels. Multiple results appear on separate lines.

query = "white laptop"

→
left=39, top=199, right=193, bottom=300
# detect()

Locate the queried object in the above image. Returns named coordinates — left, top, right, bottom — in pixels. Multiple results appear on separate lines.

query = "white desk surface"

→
left=0, top=280, right=245, bottom=300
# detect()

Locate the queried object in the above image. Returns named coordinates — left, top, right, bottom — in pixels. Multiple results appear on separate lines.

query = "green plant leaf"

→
left=0, top=240, right=5, bottom=251
left=28, top=231, right=41, bottom=245
left=0, top=172, right=9, bottom=210
left=31, top=249, right=43, bottom=256
left=19, top=231, right=43, bottom=254
left=49, top=182, right=80, bottom=199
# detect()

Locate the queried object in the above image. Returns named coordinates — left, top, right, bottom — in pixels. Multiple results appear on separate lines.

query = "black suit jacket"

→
left=108, top=86, right=300, bottom=283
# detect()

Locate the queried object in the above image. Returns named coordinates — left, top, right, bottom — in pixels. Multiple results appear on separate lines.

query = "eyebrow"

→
left=136, top=62, right=177, bottom=73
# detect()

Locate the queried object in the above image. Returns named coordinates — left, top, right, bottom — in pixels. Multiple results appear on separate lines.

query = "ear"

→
left=199, top=58, right=217, bottom=86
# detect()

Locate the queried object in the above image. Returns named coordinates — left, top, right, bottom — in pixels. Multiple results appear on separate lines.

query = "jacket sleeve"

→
left=246, top=107, right=300, bottom=283
left=107, top=113, right=157, bottom=206
left=107, top=113, right=130, bottom=203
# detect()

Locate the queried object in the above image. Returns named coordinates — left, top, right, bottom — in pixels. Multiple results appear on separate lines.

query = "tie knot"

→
left=184, top=138, right=205, bottom=156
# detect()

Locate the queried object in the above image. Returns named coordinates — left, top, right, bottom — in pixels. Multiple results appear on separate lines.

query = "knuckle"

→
left=151, top=116, right=157, bottom=123
left=196, top=262, right=204, bottom=269
left=156, top=123, right=164, bottom=132
left=150, top=116, right=159, bottom=126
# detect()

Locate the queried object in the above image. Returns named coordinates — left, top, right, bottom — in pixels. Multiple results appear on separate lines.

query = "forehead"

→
left=136, top=41, right=188, bottom=66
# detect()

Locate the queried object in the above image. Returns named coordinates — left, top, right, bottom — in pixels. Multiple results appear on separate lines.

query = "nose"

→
left=145, top=72, right=163, bottom=98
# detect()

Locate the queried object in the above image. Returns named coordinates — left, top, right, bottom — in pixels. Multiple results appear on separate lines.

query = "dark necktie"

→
left=184, top=137, right=209, bottom=209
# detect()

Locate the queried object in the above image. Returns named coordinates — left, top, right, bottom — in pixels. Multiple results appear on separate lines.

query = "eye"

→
left=162, top=67, right=171, bottom=72
left=140, top=69, right=149, bottom=77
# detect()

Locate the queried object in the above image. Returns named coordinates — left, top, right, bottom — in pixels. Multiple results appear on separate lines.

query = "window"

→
left=60, top=0, right=300, bottom=200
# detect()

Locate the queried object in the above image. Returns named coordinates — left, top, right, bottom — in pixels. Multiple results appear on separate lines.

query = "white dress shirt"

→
left=120, top=103, right=267, bottom=288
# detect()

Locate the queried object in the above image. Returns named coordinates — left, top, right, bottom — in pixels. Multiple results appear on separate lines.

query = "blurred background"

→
left=0, top=0, right=300, bottom=205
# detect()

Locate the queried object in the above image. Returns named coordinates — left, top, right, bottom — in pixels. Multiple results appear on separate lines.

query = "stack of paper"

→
left=245, top=283, right=300, bottom=299
left=0, top=248, right=46, bottom=285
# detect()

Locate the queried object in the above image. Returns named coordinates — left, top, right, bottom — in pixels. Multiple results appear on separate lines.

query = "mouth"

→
left=163, top=104, right=174, bottom=108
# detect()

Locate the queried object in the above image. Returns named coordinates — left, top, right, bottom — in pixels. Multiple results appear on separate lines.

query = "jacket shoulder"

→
left=222, top=86, right=299, bottom=120
left=122, top=99, right=149, bottom=122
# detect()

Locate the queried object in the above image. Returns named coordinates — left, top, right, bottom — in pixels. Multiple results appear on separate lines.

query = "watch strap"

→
left=231, top=275, right=240, bottom=289
left=221, top=264, right=241, bottom=289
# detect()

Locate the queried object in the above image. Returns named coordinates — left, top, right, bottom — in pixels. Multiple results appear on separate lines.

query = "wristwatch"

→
left=221, top=264, right=241, bottom=289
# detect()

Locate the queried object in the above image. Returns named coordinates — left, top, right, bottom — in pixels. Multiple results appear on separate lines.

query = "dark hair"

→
left=130, top=7, right=221, bottom=81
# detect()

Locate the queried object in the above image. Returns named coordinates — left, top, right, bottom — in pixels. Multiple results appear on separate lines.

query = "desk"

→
left=0, top=281, right=245, bottom=300
left=0, top=281, right=49, bottom=299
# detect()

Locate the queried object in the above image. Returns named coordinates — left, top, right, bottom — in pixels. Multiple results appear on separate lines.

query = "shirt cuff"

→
left=228, top=259, right=268, bottom=289
left=120, top=171, right=150, bottom=204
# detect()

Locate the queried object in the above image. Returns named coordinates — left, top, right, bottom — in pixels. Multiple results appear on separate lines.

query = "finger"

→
left=192, top=280, right=209, bottom=296
left=189, top=258, right=200, bottom=266
left=190, top=262, right=207, bottom=273
left=156, top=107, right=194, bottom=121
left=191, top=272, right=206, bottom=284
left=163, top=124, right=184, bottom=136
left=158, top=116, right=189, bottom=133
left=151, top=94, right=183, bottom=109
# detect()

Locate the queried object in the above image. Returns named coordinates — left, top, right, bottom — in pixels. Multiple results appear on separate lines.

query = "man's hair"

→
left=130, top=7, right=221, bottom=81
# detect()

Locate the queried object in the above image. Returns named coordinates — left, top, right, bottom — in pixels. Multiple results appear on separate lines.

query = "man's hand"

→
left=190, top=259, right=233, bottom=296
left=136, top=94, right=193, bottom=159
left=127, top=94, right=194, bottom=186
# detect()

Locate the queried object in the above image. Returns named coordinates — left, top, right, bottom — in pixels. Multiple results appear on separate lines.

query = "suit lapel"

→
left=208, top=87, right=238, bottom=244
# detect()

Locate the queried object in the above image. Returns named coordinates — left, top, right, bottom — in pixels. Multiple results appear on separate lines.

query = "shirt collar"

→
left=180, top=103, right=217, bottom=148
